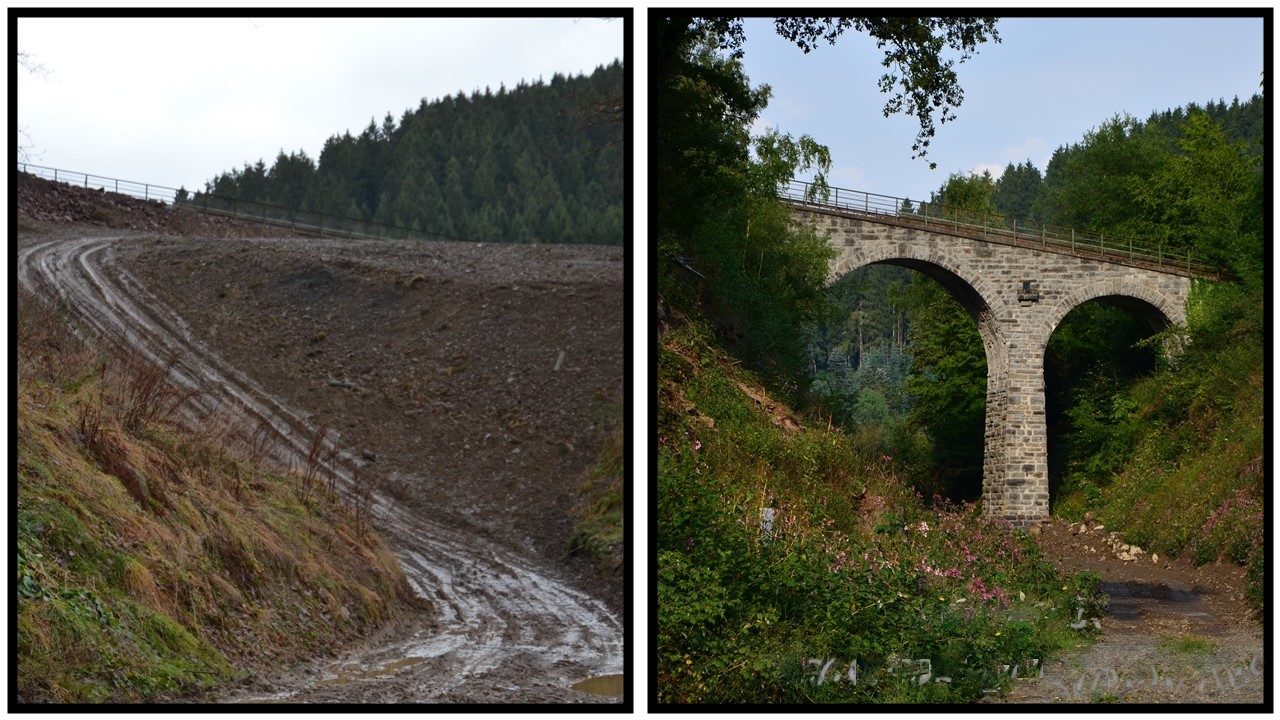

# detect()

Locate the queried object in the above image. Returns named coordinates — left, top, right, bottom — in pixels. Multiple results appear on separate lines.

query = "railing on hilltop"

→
left=16, top=163, right=460, bottom=244
left=779, top=179, right=1221, bottom=279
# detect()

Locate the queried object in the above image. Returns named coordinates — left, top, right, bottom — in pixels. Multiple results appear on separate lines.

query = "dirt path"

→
left=987, top=518, right=1263, bottom=704
left=17, top=224, right=624, bottom=704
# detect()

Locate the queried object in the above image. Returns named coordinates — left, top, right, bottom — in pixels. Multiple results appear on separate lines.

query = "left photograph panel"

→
left=14, top=8, right=631, bottom=709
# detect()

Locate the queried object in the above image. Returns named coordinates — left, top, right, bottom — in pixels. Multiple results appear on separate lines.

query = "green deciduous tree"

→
left=656, top=15, right=1000, bottom=395
left=655, top=25, right=836, bottom=390
left=931, top=170, right=997, bottom=225
left=1037, top=115, right=1168, bottom=233
left=1129, top=111, right=1262, bottom=280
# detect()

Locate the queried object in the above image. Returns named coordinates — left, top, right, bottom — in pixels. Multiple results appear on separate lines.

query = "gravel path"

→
left=986, top=519, right=1263, bottom=705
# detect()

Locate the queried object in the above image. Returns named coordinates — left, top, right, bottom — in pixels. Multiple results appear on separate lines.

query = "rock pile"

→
left=1067, top=517, right=1159, bottom=563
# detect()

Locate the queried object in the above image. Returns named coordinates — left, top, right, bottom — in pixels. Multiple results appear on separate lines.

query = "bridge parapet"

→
left=780, top=180, right=1221, bottom=280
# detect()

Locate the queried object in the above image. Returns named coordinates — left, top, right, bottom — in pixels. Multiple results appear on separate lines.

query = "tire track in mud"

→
left=17, top=232, right=624, bottom=704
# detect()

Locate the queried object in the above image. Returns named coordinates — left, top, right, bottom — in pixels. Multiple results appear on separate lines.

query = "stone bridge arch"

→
left=1032, top=277, right=1189, bottom=353
left=829, top=244, right=1005, bottom=356
left=829, top=249, right=1010, bottom=509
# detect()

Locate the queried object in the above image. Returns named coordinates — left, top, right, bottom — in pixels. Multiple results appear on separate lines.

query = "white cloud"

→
left=828, top=165, right=867, bottom=190
left=1000, top=137, right=1051, bottom=171
left=969, top=163, right=1005, bottom=180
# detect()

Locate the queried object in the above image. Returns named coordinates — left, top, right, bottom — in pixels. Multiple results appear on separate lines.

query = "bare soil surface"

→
left=16, top=174, right=626, bottom=704
left=986, top=518, right=1264, bottom=705
left=118, top=230, right=626, bottom=607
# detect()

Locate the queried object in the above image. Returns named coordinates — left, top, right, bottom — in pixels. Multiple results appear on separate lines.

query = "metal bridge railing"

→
left=780, top=179, right=1221, bottom=279
left=16, top=163, right=459, bottom=244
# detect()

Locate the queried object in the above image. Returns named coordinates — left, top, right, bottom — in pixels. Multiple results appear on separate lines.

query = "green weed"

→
left=1157, top=633, right=1217, bottom=657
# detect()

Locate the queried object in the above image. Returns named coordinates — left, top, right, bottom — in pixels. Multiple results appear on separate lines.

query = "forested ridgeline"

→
left=187, top=60, right=623, bottom=245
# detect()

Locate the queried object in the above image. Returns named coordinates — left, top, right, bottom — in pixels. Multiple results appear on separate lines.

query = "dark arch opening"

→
left=1044, top=295, right=1167, bottom=513
left=810, top=260, right=992, bottom=504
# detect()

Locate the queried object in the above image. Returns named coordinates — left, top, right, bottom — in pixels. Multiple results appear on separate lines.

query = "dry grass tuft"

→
left=121, top=557, right=164, bottom=612
left=17, top=272, right=422, bottom=703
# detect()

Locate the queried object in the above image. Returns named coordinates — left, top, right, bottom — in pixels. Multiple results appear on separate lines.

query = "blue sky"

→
left=738, top=14, right=1265, bottom=206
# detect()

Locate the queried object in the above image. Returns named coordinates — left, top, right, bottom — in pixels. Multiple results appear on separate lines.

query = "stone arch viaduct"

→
left=785, top=185, right=1213, bottom=526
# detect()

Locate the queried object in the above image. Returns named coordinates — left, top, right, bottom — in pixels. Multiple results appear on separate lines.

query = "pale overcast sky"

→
left=16, top=13, right=625, bottom=193
left=738, top=13, right=1265, bottom=205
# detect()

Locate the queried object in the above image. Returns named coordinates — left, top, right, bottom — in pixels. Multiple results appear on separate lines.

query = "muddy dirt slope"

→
left=16, top=173, right=626, bottom=704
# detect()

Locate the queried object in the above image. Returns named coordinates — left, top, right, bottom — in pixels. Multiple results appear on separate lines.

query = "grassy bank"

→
left=1053, top=280, right=1265, bottom=610
left=570, top=390, right=625, bottom=574
left=656, top=320, right=1105, bottom=704
left=16, top=289, right=426, bottom=703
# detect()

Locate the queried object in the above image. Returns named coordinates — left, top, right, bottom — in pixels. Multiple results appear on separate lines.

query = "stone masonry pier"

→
left=790, top=203, right=1196, bottom=526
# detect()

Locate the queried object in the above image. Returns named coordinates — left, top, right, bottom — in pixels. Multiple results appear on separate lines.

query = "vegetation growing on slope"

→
left=569, top=391, right=625, bottom=575
left=16, top=290, right=425, bottom=703
left=1053, top=277, right=1265, bottom=610
left=657, top=321, right=1105, bottom=703
left=191, top=61, right=623, bottom=245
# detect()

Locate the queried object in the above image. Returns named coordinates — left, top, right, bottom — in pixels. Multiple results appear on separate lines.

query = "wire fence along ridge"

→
left=780, top=179, right=1220, bottom=279
left=17, top=163, right=466, bottom=244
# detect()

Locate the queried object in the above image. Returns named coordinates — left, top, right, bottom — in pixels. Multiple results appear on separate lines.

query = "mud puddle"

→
left=985, top=519, right=1263, bottom=704
left=1099, top=579, right=1211, bottom=624
left=572, top=674, right=624, bottom=697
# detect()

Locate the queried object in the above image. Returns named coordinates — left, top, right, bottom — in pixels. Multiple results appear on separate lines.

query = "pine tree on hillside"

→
left=199, top=60, right=624, bottom=245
